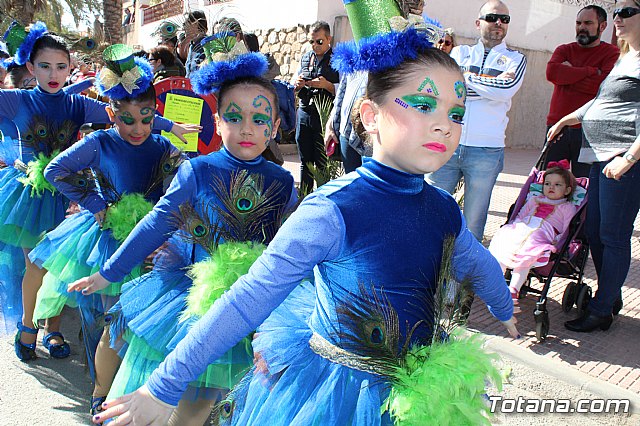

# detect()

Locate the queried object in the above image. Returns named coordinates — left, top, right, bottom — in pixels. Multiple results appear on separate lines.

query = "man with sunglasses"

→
left=292, top=20, right=339, bottom=194
left=428, top=0, right=526, bottom=242
left=545, top=5, right=619, bottom=178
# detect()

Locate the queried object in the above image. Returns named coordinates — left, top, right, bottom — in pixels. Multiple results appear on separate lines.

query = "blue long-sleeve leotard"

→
left=0, top=86, right=173, bottom=162
left=44, top=128, right=179, bottom=212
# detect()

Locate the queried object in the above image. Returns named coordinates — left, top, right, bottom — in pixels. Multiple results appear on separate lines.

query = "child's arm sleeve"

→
left=81, top=96, right=174, bottom=132
left=453, top=214, right=513, bottom=322
left=44, top=133, right=105, bottom=213
left=146, top=194, right=345, bottom=406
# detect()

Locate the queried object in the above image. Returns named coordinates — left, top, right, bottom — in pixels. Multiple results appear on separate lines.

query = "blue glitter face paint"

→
left=454, top=81, right=466, bottom=99
left=395, top=98, right=409, bottom=109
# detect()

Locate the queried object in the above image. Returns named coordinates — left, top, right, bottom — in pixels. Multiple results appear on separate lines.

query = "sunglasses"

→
left=479, top=13, right=511, bottom=24
left=613, top=7, right=640, bottom=19
left=438, top=39, right=452, bottom=46
left=308, top=39, right=324, bottom=45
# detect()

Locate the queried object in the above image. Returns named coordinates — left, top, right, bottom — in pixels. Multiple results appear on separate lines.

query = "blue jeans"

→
left=339, top=135, right=362, bottom=173
left=427, top=145, right=504, bottom=240
left=586, top=160, right=640, bottom=316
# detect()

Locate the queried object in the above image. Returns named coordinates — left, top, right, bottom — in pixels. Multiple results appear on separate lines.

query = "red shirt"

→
left=546, top=41, right=619, bottom=126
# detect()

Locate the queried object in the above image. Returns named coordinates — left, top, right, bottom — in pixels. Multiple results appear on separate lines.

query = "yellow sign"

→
left=161, top=93, right=204, bottom=152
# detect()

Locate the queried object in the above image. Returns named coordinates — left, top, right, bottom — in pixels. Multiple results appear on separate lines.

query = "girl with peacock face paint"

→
left=215, top=83, right=281, bottom=161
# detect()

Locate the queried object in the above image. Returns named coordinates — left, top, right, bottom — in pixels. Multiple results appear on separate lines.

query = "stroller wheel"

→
left=535, top=310, right=550, bottom=342
left=562, top=282, right=578, bottom=313
left=576, top=285, right=592, bottom=316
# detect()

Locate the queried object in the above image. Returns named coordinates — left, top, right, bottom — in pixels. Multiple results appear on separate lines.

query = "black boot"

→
left=565, top=311, right=613, bottom=333
left=613, top=298, right=623, bottom=316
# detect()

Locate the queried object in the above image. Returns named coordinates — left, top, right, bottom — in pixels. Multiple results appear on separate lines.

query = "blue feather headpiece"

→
left=14, top=21, right=48, bottom=66
left=190, top=31, right=268, bottom=95
left=331, top=0, right=443, bottom=75
left=96, top=44, right=153, bottom=100
left=1, top=21, right=48, bottom=68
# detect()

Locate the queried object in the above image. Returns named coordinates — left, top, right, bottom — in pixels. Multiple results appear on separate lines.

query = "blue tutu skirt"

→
left=0, top=166, right=68, bottom=249
left=108, top=261, right=253, bottom=402
left=222, top=281, right=392, bottom=426
left=29, top=209, right=139, bottom=323
left=0, top=241, right=25, bottom=335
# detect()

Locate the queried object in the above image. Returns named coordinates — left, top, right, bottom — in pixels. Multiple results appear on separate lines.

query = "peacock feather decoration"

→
left=16, top=116, right=79, bottom=196
left=152, top=20, right=183, bottom=43
left=169, top=170, right=289, bottom=321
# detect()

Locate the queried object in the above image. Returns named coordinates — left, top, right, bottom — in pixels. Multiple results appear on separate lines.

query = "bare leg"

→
left=93, top=328, right=121, bottom=397
left=20, top=248, right=47, bottom=345
left=168, top=397, right=216, bottom=426
left=509, top=267, right=530, bottom=292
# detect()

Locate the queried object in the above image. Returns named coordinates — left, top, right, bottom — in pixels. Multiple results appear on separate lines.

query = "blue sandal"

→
left=42, top=331, right=71, bottom=359
left=90, top=396, right=106, bottom=425
left=14, top=321, right=38, bottom=361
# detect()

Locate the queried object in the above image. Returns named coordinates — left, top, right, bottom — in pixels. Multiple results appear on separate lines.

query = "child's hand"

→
left=68, top=272, right=111, bottom=295
left=170, top=123, right=202, bottom=144
left=94, top=209, right=106, bottom=227
left=501, top=316, right=521, bottom=339
left=92, top=384, right=175, bottom=425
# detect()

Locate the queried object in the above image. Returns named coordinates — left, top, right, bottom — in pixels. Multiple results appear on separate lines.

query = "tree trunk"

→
left=11, top=0, right=36, bottom=26
left=103, top=0, right=123, bottom=44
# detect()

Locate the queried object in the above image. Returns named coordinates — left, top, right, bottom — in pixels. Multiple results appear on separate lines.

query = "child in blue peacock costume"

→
left=86, top=2, right=521, bottom=426
left=69, top=31, right=297, bottom=425
left=26, top=43, right=187, bottom=413
left=0, top=21, right=200, bottom=361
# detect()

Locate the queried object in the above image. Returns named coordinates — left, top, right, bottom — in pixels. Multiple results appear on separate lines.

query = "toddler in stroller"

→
left=489, top=159, right=589, bottom=340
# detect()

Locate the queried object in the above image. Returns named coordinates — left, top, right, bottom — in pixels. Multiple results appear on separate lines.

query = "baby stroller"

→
left=501, top=144, right=590, bottom=342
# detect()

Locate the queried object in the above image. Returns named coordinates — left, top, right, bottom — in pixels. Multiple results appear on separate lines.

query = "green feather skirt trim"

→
left=385, top=331, right=501, bottom=426
left=17, top=150, right=59, bottom=197
left=182, top=241, right=266, bottom=320
left=103, top=193, right=153, bottom=242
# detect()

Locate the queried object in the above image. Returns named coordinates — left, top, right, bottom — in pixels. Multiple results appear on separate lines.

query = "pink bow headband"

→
left=547, top=159, right=570, bottom=170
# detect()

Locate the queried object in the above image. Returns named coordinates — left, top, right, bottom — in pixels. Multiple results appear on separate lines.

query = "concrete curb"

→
left=277, top=143, right=298, bottom=156
left=484, top=335, right=640, bottom=414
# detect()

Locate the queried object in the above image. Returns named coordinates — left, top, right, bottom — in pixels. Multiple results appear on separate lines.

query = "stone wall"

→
left=254, top=24, right=312, bottom=81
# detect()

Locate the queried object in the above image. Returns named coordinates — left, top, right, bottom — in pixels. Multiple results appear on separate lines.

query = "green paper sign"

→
left=161, top=93, right=204, bottom=152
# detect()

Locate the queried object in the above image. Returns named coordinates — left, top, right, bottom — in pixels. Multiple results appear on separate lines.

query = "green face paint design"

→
left=417, top=77, right=439, bottom=96
left=118, top=111, right=135, bottom=125
left=401, top=94, right=466, bottom=124
left=222, top=102, right=243, bottom=123
left=401, top=94, right=438, bottom=115
left=454, top=81, right=466, bottom=100
left=140, top=107, right=155, bottom=125
left=252, top=95, right=273, bottom=140
left=449, top=106, right=466, bottom=124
